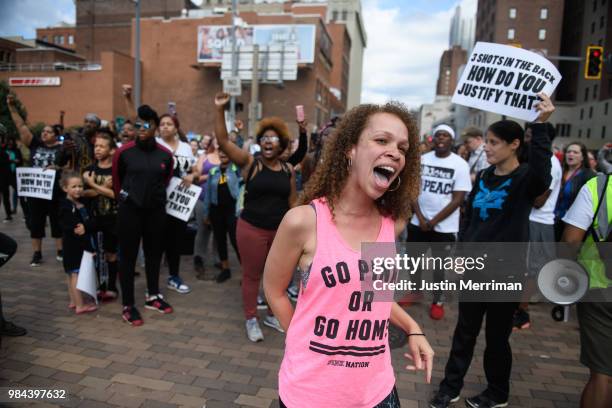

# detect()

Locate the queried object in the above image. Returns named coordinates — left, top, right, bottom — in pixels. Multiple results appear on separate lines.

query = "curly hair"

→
left=256, top=116, right=291, bottom=151
left=301, top=102, right=421, bottom=221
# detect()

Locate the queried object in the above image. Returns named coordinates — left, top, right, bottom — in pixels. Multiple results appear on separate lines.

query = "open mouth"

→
left=373, top=165, right=396, bottom=187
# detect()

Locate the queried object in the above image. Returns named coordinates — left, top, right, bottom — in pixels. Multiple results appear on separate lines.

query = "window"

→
left=58, top=36, right=64, bottom=45
left=332, top=11, right=338, bottom=21
left=538, top=29, right=546, bottom=40
left=587, top=128, right=591, bottom=138
left=578, top=129, right=582, bottom=138
left=593, top=0, right=597, bottom=11
left=602, top=126, right=607, bottom=139
left=594, top=84, right=598, bottom=99
left=42, top=36, right=47, bottom=42
left=591, top=22, right=595, bottom=34
left=509, top=8, right=517, bottom=19
left=507, top=28, right=515, bottom=40
left=567, top=124, right=572, bottom=137
left=601, top=16, right=605, bottom=29
left=585, top=87, right=590, bottom=101
left=580, top=108, right=584, bottom=120
left=540, top=8, right=548, bottom=19
left=605, top=102, right=609, bottom=115
left=341, top=10, right=347, bottom=20
left=68, top=35, right=74, bottom=45
left=0, top=51, right=4, bottom=62
left=589, top=106, right=593, bottom=118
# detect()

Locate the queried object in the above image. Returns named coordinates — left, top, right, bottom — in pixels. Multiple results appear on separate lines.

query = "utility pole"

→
left=249, top=45, right=259, bottom=138
left=134, top=0, right=142, bottom=108
left=229, top=0, right=238, bottom=125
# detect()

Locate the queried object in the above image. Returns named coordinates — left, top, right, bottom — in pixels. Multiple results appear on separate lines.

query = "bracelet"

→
left=407, top=333, right=425, bottom=337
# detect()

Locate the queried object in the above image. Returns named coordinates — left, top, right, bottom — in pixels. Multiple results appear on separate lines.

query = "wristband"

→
left=407, top=333, right=425, bottom=337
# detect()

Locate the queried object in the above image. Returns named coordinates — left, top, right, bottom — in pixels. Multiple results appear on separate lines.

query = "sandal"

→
left=75, top=304, right=98, bottom=314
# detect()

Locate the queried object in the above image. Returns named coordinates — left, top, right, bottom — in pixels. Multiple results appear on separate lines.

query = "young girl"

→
left=264, top=102, right=433, bottom=407
left=60, top=171, right=97, bottom=314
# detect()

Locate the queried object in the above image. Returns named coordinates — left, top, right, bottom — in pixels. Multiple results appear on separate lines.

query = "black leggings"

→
left=28, top=196, right=62, bottom=239
left=279, top=386, right=400, bottom=408
left=209, top=204, right=239, bottom=263
left=117, top=203, right=166, bottom=306
left=0, top=176, right=11, bottom=219
left=162, top=215, right=187, bottom=278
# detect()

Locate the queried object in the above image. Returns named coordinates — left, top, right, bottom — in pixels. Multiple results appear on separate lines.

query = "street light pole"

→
left=229, top=0, right=238, bottom=125
left=134, top=0, right=141, bottom=108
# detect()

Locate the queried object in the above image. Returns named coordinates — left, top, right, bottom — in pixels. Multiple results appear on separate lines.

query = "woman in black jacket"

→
left=430, top=93, right=556, bottom=408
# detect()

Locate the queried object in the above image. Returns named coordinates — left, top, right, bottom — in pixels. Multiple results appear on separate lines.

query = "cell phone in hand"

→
left=296, top=105, right=305, bottom=122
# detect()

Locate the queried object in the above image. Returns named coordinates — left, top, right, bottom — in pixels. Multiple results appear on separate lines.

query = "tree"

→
left=0, top=80, right=28, bottom=140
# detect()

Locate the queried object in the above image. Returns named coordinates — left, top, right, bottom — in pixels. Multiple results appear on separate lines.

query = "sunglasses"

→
left=134, top=121, right=152, bottom=130
left=260, top=135, right=279, bottom=143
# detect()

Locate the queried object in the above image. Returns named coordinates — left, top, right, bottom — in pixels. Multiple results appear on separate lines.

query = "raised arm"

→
left=6, top=95, right=34, bottom=147
left=526, top=93, right=554, bottom=199
left=122, top=85, right=137, bottom=122
left=214, top=92, right=251, bottom=168
left=287, top=121, right=308, bottom=165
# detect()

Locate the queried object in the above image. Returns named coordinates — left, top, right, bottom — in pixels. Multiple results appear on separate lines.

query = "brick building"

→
left=36, top=23, right=77, bottom=51
left=436, top=46, right=467, bottom=96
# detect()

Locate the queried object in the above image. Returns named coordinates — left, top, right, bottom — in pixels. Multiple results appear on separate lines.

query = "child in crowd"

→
left=83, top=129, right=119, bottom=301
left=60, top=171, right=97, bottom=314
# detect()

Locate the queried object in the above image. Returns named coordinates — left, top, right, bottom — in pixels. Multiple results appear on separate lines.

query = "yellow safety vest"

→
left=578, top=174, right=612, bottom=289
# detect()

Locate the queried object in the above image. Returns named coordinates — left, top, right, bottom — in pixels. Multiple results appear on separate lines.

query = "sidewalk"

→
left=0, top=217, right=586, bottom=408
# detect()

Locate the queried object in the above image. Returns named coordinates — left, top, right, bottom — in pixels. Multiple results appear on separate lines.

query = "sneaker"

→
left=257, top=295, right=268, bottom=310
left=245, top=318, right=264, bottom=342
left=513, top=308, right=531, bottom=330
left=30, top=251, right=42, bottom=267
left=465, top=394, right=508, bottom=408
left=286, top=284, right=299, bottom=301
left=145, top=294, right=173, bottom=314
left=430, top=302, right=445, bottom=320
left=429, top=391, right=460, bottom=408
left=216, top=269, right=231, bottom=283
left=167, top=276, right=191, bottom=294
left=0, top=321, right=27, bottom=337
left=56, top=250, right=63, bottom=262
left=263, top=315, right=285, bottom=333
left=122, top=306, right=144, bottom=326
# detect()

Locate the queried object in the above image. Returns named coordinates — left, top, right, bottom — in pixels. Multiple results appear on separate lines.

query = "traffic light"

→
left=585, top=45, right=604, bottom=80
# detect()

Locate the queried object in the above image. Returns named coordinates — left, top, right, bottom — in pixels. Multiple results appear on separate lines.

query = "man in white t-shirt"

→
left=514, top=124, right=562, bottom=330
left=409, top=124, right=472, bottom=320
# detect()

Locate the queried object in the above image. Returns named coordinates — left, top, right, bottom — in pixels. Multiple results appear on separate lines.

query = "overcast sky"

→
left=0, top=0, right=477, bottom=108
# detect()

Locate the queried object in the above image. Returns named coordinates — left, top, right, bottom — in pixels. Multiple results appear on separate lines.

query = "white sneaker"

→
left=245, top=318, right=264, bottom=342
left=263, top=315, right=285, bottom=333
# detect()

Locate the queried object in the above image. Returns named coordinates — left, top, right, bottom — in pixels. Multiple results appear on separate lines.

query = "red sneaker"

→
left=144, top=294, right=173, bottom=314
left=430, top=303, right=445, bottom=320
left=122, top=306, right=144, bottom=326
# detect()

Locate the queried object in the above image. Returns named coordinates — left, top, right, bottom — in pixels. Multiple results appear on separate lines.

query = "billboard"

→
left=197, top=24, right=316, bottom=64
left=197, top=26, right=254, bottom=62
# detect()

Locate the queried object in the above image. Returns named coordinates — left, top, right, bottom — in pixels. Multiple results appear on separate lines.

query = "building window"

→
left=567, top=124, right=572, bottom=137
left=605, top=102, right=609, bottom=115
left=578, top=129, right=582, bottom=138
left=593, top=0, right=597, bottom=11
left=589, top=106, right=593, bottom=118
left=0, top=51, right=4, bottom=62
left=68, top=35, right=74, bottom=45
left=540, top=8, right=548, bottom=20
left=587, top=128, right=591, bottom=138
left=603, top=126, right=607, bottom=139
left=42, top=35, right=47, bottom=42
left=585, top=87, right=590, bottom=101
left=591, top=22, right=595, bottom=34
left=332, top=11, right=338, bottom=21
left=538, top=29, right=546, bottom=40
left=341, top=10, right=347, bottom=20
left=509, top=8, right=517, bottom=19
left=58, top=36, right=64, bottom=45
left=507, top=28, right=515, bottom=40
left=580, top=108, right=584, bottom=120
left=594, top=84, right=598, bottom=99
left=601, top=16, right=605, bottom=29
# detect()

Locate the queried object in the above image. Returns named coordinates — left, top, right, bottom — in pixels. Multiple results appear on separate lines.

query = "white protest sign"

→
left=165, top=177, right=202, bottom=222
left=16, top=167, right=56, bottom=200
left=452, top=42, right=562, bottom=121
left=77, top=251, right=98, bottom=304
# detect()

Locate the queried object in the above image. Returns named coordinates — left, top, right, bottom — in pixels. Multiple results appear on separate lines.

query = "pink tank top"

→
left=279, top=198, right=396, bottom=408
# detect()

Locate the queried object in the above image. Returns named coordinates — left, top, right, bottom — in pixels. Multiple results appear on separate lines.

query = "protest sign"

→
left=452, top=42, right=562, bottom=121
left=77, top=251, right=98, bottom=304
left=165, top=177, right=202, bottom=222
left=16, top=167, right=56, bottom=200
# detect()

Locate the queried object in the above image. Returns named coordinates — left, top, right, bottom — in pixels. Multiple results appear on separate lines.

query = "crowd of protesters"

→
left=1, top=87, right=611, bottom=408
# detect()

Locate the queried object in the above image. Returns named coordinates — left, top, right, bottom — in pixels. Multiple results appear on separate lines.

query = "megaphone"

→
left=537, top=259, right=589, bottom=305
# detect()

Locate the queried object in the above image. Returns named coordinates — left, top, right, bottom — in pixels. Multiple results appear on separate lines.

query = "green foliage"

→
left=0, top=80, right=28, bottom=140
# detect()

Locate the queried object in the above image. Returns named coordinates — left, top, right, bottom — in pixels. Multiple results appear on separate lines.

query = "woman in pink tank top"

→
left=264, top=103, right=434, bottom=407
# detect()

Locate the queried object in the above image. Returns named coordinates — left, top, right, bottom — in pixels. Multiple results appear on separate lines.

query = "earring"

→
left=347, top=158, right=352, bottom=172
left=387, top=176, right=401, bottom=192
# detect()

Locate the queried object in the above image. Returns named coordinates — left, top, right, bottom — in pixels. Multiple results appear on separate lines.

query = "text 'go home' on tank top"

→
left=279, top=198, right=397, bottom=408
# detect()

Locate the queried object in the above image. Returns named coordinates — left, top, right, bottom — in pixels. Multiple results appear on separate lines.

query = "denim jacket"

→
left=203, top=163, right=241, bottom=218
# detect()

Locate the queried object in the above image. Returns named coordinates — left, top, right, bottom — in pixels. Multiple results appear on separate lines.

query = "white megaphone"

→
left=537, top=259, right=589, bottom=305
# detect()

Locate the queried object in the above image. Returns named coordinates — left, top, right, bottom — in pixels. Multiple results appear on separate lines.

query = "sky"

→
left=0, top=0, right=476, bottom=108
